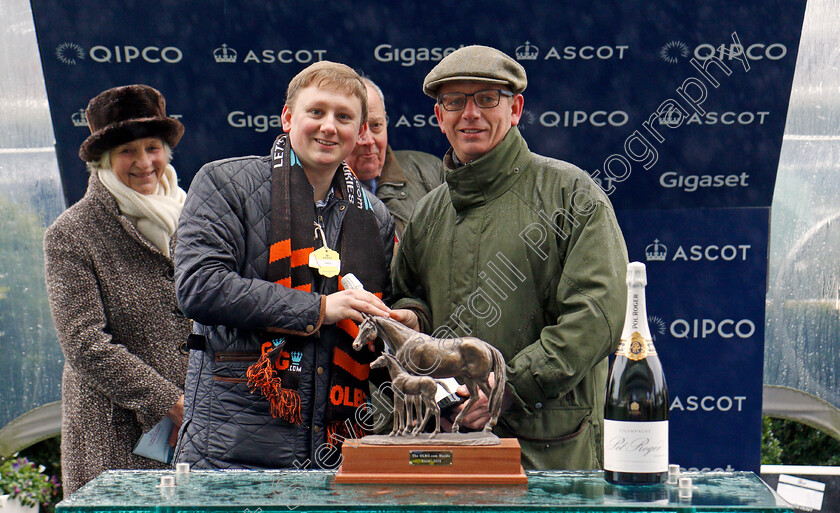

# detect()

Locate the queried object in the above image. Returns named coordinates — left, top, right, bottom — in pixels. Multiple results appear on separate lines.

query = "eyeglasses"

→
left=437, top=89, right=514, bottom=111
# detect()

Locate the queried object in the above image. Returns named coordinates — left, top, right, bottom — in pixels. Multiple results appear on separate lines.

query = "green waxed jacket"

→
left=376, top=147, right=445, bottom=237
left=392, top=128, right=628, bottom=470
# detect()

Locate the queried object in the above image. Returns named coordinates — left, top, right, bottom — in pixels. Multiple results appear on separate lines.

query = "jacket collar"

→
left=377, top=145, right=407, bottom=186
left=443, top=127, right=528, bottom=212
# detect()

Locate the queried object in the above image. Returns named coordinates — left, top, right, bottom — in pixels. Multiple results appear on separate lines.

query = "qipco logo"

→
left=89, top=45, right=183, bottom=64
left=670, top=318, right=756, bottom=339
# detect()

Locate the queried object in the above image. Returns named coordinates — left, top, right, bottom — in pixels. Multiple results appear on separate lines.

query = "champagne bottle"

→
left=604, top=262, right=669, bottom=485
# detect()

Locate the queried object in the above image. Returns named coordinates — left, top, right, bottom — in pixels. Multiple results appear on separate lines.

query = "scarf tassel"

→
left=326, top=420, right=368, bottom=448
left=246, top=352, right=302, bottom=424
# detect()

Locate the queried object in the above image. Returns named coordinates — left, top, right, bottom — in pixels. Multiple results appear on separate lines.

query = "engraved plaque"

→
left=409, top=450, right=453, bottom=466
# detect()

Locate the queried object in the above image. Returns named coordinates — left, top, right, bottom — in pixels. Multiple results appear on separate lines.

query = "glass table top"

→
left=57, top=470, right=794, bottom=512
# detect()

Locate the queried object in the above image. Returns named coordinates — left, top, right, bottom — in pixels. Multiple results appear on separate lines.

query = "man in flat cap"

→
left=389, top=45, right=629, bottom=470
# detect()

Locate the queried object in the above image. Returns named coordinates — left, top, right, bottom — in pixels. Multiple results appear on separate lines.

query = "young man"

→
left=174, top=61, right=395, bottom=469
left=390, top=46, right=629, bottom=470
left=346, top=77, right=444, bottom=237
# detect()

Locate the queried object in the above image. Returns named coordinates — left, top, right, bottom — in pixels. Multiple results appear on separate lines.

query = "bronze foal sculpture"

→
left=352, top=316, right=506, bottom=434
left=371, top=353, right=440, bottom=437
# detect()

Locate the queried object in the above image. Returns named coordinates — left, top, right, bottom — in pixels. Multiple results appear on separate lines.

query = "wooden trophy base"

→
left=335, top=437, right=527, bottom=485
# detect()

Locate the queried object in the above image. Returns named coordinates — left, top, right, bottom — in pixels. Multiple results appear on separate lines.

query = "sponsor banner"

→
left=30, top=1, right=805, bottom=208
left=29, top=1, right=800, bottom=472
left=616, top=207, right=769, bottom=471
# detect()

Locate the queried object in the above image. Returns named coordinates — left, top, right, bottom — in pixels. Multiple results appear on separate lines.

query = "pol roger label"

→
left=603, top=420, right=668, bottom=472
left=616, top=332, right=657, bottom=361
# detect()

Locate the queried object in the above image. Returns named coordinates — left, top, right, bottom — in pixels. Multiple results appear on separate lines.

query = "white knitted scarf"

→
left=98, top=164, right=186, bottom=257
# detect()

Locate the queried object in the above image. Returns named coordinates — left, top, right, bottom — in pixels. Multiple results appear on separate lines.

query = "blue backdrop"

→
left=29, top=0, right=807, bottom=472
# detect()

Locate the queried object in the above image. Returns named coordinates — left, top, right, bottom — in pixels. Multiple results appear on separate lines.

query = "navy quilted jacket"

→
left=173, top=154, right=394, bottom=469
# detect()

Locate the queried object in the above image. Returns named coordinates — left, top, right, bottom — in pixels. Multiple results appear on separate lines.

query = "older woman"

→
left=44, top=85, right=191, bottom=496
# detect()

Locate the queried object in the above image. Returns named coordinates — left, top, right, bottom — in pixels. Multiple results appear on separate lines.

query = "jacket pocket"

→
left=497, top=406, right=597, bottom=470
left=207, top=378, right=297, bottom=466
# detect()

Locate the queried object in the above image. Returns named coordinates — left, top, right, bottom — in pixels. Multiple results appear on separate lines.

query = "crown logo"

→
left=645, top=239, right=667, bottom=261
left=658, top=109, right=683, bottom=127
left=290, top=351, right=303, bottom=364
left=214, top=44, right=237, bottom=63
left=71, top=109, right=88, bottom=128
left=515, top=41, right=539, bottom=61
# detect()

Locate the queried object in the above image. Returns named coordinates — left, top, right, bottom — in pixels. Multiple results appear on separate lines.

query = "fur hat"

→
left=79, top=85, right=184, bottom=162
left=423, top=45, right=527, bottom=98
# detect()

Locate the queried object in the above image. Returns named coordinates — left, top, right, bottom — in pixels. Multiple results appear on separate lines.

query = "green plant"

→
left=760, top=416, right=783, bottom=465
left=761, top=416, right=840, bottom=465
left=0, top=454, right=61, bottom=508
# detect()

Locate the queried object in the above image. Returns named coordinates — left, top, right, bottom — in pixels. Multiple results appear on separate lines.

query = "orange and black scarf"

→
left=246, top=134, right=387, bottom=444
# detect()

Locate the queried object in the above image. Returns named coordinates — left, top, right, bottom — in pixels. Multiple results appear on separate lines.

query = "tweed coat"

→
left=44, top=172, right=190, bottom=496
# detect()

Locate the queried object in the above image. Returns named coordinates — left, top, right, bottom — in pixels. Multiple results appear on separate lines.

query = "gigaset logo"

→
left=659, top=171, right=750, bottom=192
left=374, top=44, right=463, bottom=67
left=56, top=42, right=183, bottom=65
left=227, top=111, right=282, bottom=133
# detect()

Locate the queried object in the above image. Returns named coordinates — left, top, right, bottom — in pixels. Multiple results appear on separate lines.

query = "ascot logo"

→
left=515, top=41, right=539, bottom=61
left=514, top=41, right=628, bottom=61
left=215, top=44, right=325, bottom=64
left=213, top=44, right=237, bottom=63
left=659, top=110, right=769, bottom=126
left=645, top=238, right=751, bottom=262
left=55, top=42, right=183, bottom=64
left=71, top=109, right=88, bottom=128
left=56, top=42, right=85, bottom=65
left=645, top=239, right=667, bottom=261
left=659, top=40, right=690, bottom=64
left=670, top=394, right=747, bottom=413
left=393, top=113, right=439, bottom=128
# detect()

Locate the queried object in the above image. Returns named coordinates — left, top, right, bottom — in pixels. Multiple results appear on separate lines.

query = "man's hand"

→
left=441, top=372, right=512, bottom=431
left=166, top=395, right=185, bottom=447
left=324, top=289, right=390, bottom=324
left=390, top=309, right=419, bottom=330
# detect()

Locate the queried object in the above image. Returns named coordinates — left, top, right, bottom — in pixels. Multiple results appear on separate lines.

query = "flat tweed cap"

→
left=423, top=45, right=527, bottom=98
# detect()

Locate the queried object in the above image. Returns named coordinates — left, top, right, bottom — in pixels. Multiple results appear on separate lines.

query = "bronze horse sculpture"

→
left=371, top=353, right=440, bottom=437
left=352, top=316, right=506, bottom=433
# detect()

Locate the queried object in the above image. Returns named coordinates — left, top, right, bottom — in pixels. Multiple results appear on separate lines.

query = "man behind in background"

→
left=346, top=77, right=444, bottom=237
